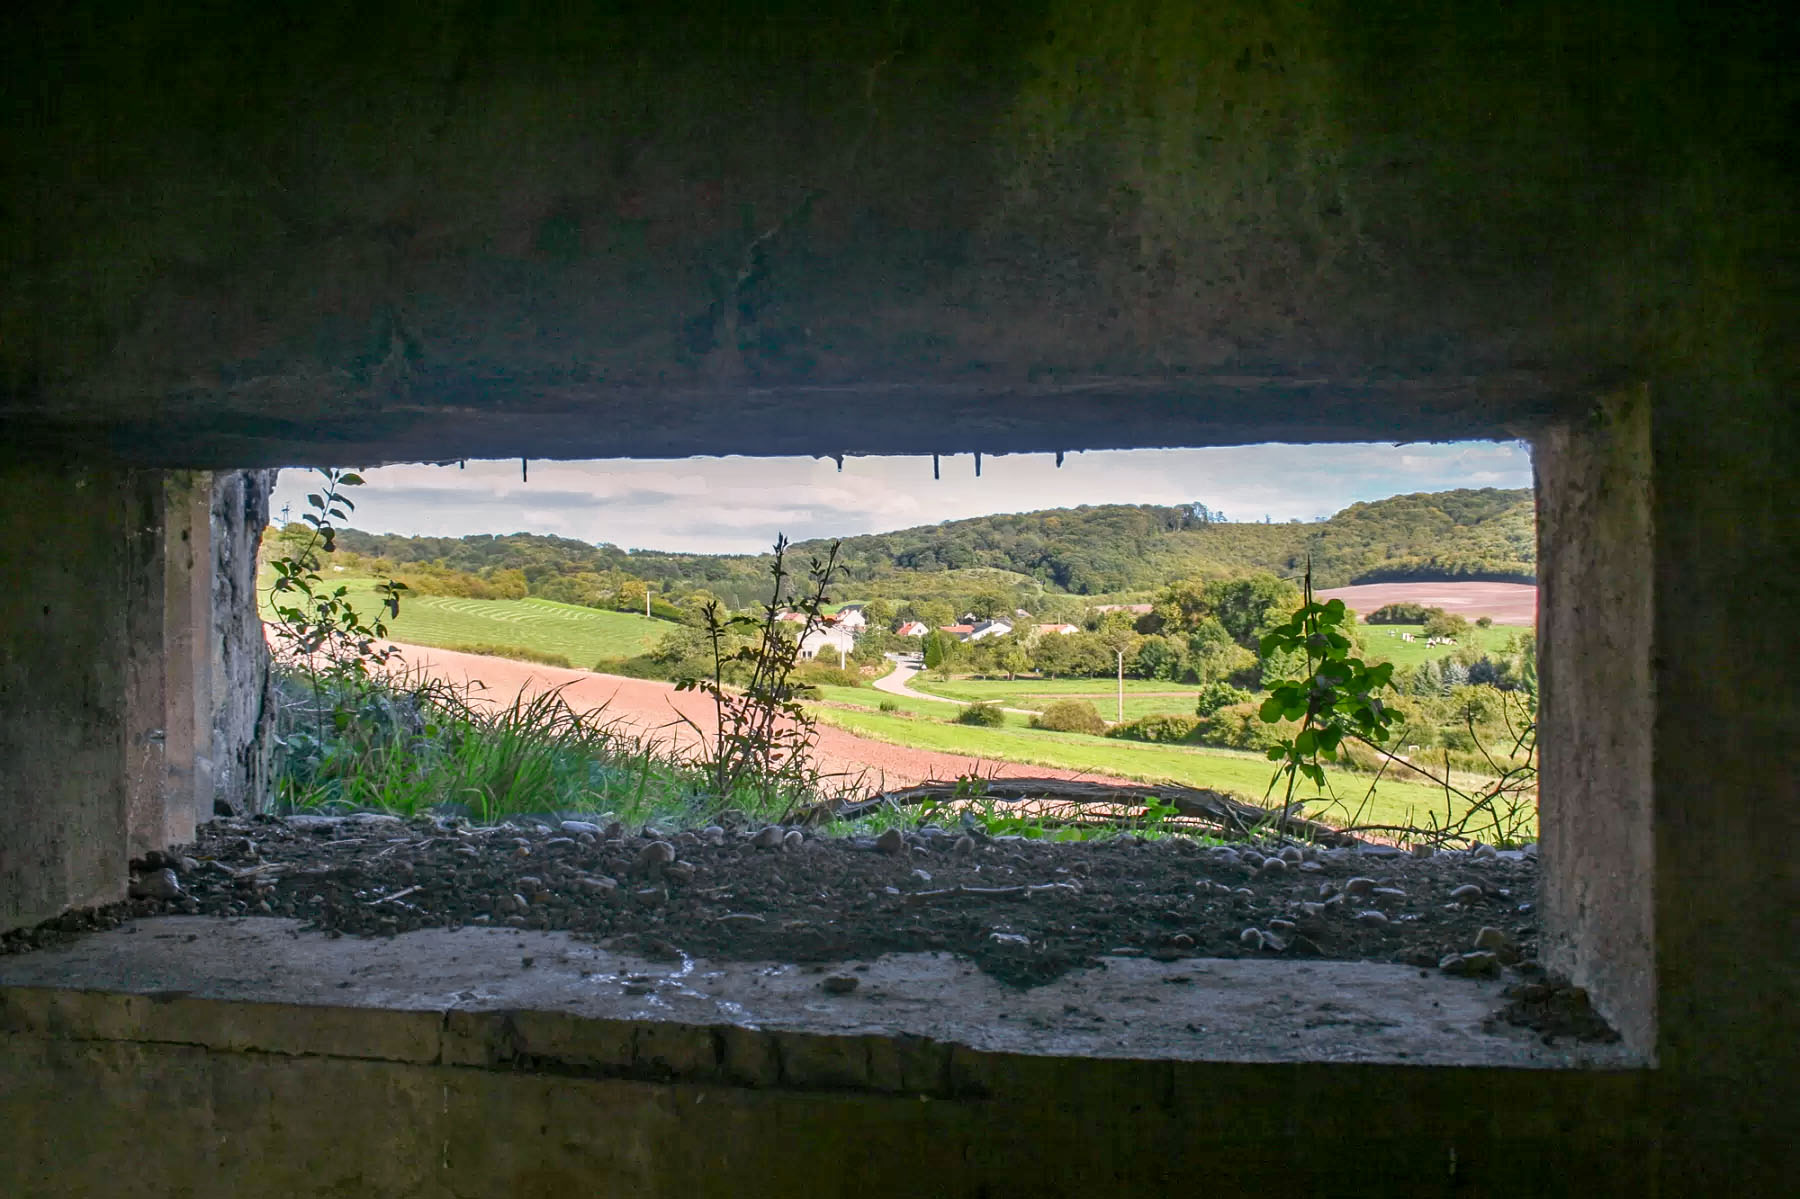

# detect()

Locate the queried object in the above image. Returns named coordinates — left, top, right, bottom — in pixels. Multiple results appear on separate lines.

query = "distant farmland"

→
left=1314, top=581, right=1537, bottom=626
left=259, top=577, right=666, bottom=665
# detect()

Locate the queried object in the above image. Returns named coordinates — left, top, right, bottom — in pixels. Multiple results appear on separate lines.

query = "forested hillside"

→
left=318, top=487, right=1532, bottom=609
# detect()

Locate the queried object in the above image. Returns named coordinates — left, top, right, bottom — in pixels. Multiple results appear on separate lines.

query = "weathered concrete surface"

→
left=1535, top=387, right=1655, bottom=1055
left=0, top=465, right=135, bottom=929
left=0, top=919, right=1662, bottom=1197
left=0, top=2, right=1791, bottom=464
left=208, top=469, right=278, bottom=816
left=0, top=918, right=1636, bottom=1070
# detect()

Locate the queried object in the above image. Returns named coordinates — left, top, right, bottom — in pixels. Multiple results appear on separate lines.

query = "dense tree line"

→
left=309, top=487, right=1533, bottom=619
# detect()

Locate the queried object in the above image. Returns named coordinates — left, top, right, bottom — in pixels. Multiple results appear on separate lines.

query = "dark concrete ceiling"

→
left=0, top=1, right=1790, bottom=466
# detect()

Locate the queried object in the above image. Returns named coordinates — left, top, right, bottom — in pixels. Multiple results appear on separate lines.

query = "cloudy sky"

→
left=270, top=441, right=1532, bottom=554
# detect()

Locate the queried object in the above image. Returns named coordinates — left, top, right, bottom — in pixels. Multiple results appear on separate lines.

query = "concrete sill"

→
left=0, top=917, right=1641, bottom=1097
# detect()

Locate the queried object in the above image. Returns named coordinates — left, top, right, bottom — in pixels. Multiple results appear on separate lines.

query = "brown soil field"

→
left=1313, top=582, right=1537, bottom=625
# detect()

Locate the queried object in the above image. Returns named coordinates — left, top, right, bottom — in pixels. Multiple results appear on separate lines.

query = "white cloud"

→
left=270, top=442, right=1533, bottom=554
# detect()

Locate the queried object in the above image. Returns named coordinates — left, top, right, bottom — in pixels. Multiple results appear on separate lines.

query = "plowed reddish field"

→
left=1313, top=582, right=1536, bottom=625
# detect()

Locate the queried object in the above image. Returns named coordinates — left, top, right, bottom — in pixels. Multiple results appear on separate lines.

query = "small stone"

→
left=636, top=841, right=676, bottom=874
left=128, top=868, right=183, bottom=901
left=1259, top=931, right=1287, bottom=952
left=1233, top=887, right=1255, bottom=900
left=1440, top=950, right=1501, bottom=977
left=952, top=835, right=976, bottom=856
left=875, top=828, right=906, bottom=856
left=989, top=931, right=1030, bottom=947
left=1411, top=842, right=1434, bottom=858
left=1370, top=886, right=1408, bottom=902
left=503, top=916, right=530, bottom=929
left=1240, top=851, right=1265, bottom=868
left=1297, top=860, right=1324, bottom=873
left=560, top=820, right=602, bottom=836
left=1239, top=927, right=1265, bottom=949
left=1279, top=847, right=1303, bottom=864
left=576, top=875, right=618, bottom=896
left=1473, top=926, right=1515, bottom=953
left=821, top=974, right=860, bottom=994
left=911, top=868, right=933, bottom=883
left=1318, top=882, right=1338, bottom=899
left=1168, top=933, right=1195, bottom=949
left=1450, top=884, right=1484, bottom=903
left=510, top=892, right=531, bottom=911
left=517, top=876, right=544, bottom=891
left=662, top=862, right=695, bottom=885
left=1470, top=842, right=1498, bottom=860
left=1257, top=857, right=1287, bottom=876
left=1267, top=918, right=1297, bottom=933
left=602, top=821, right=625, bottom=840
left=1343, top=876, right=1377, bottom=897
left=702, top=825, right=726, bottom=845
left=751, top=826, right=784, bottom=850
left=782, top=829, right=805, bottom=852
left=1353, top=909, right=1390, bottom=927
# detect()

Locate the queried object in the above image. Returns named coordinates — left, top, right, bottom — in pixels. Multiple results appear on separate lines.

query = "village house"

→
left=965, top=618, right=1013, bottom=641
left=1034, top=622, right=1080, bottom=637
left=797, top=625, right=856, bottom=662
left=894, top=620, right=929, bottom=637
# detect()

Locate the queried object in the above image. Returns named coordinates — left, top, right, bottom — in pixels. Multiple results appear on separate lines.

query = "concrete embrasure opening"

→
left=3, top=444, right=1642, bottom=1073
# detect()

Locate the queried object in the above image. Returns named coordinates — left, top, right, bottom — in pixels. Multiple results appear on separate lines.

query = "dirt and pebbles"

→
left=1, top=813, right=1615, bottom=1042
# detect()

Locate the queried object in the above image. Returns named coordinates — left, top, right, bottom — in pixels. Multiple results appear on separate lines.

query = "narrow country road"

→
left=872, top=656, right=1042, bottom=716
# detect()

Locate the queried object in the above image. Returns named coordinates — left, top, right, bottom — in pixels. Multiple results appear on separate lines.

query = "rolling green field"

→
left=807, top=703, right=1476, bottom=831
left=260, top=576, right=667, bottom=664
left=1357, top=622, right=1525, bottom=668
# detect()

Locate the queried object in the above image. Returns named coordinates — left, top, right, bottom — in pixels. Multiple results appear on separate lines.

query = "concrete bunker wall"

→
left=0, top=466, right=274, bottom=930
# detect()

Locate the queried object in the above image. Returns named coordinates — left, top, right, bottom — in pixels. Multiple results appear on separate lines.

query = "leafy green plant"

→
left=1258, top=567, right=1539, bottom=846
left=265, top=469, right=410, bottom=750
left=1257, top=567, right=1397, bottom=823
left=674, top=535, right=843, bottom=818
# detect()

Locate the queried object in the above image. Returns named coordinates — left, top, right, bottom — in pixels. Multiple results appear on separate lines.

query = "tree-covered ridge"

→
left=321, top=486, right=1533, bottom=607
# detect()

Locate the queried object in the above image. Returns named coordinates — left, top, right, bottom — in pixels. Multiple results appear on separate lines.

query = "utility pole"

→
left=1116, top=649, right=1124, bottom=724
left=645, top=589, right=650, bottom=619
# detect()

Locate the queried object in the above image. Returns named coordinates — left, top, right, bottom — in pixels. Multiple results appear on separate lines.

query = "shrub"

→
left=878, top=699, right=899, bottom=712
left=1193, top=681, right=1253, bottom=717
left=1423, top=610, right=1471, bottom=639
left=594, top=655, right=667, bottom=680
left=792, top=662, right=863, bottom=688
left=444, top=643, right=572, bottom=669
left=956, top=702, right=1007, bottom=727
left=1475, top=615, right=1494, bottom=628
left=1193, top=700, right=1291, bottom=752
left=1030, top=699, right=1107, bottom=735
left=1368, top=602, right=1434, bottom=624
left=1106, top=713, right=1200, bottom=743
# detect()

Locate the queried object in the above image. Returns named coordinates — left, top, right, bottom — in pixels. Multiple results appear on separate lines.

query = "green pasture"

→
left=260, top=576, right=666, bottom=665
left=913, top=676, right=1204, bottom=721
left=1357, top=622, right=1524, bottom=668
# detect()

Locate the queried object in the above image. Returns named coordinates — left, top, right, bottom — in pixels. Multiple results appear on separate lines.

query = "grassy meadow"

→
left=806, top=702, right=1476, bottom=831
left=1357, top=621, right=1525, bottom=667
left=260, top=576, right=666, bottom=665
